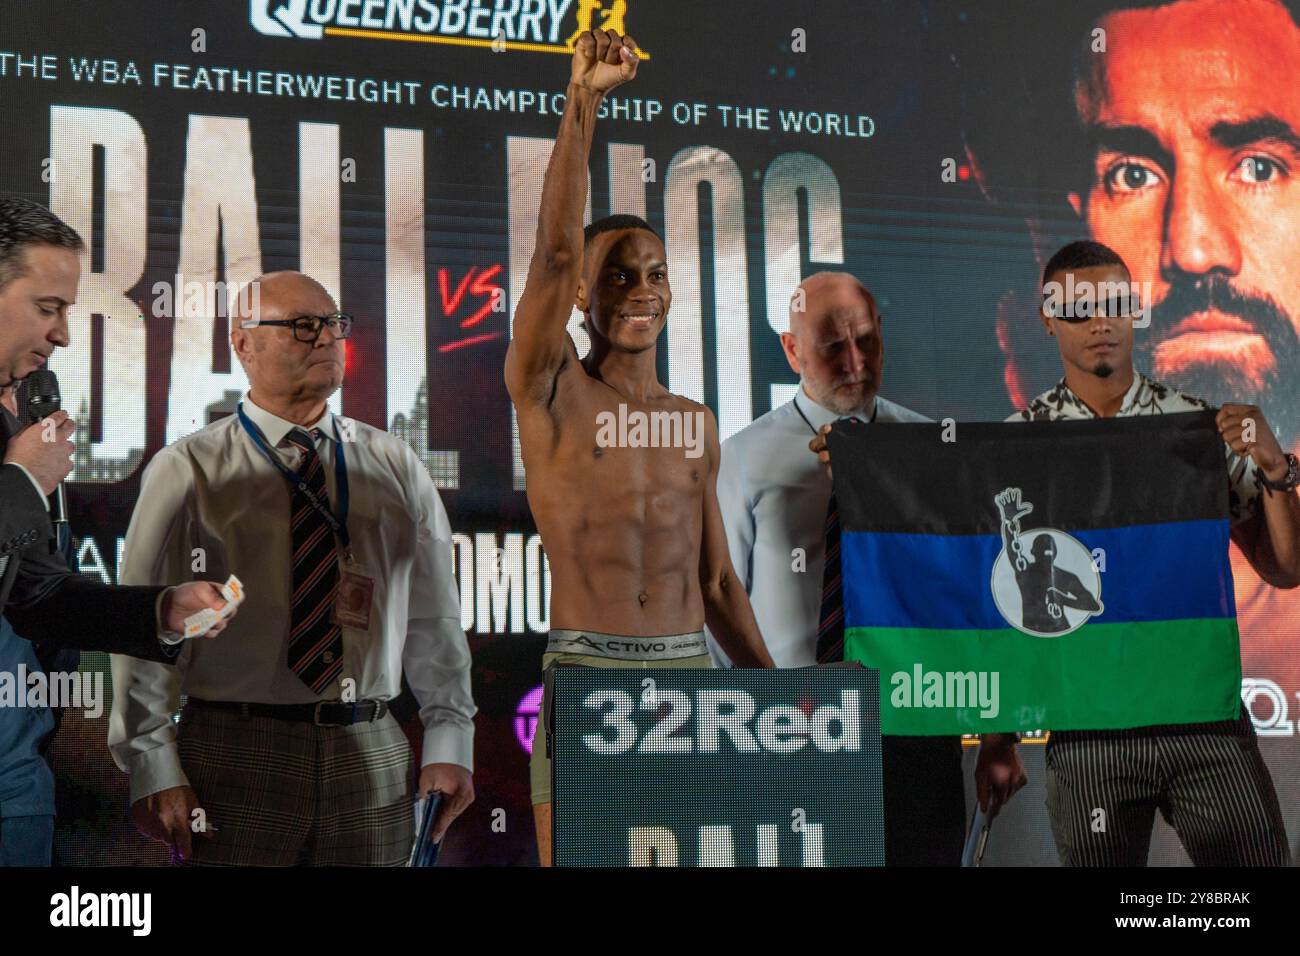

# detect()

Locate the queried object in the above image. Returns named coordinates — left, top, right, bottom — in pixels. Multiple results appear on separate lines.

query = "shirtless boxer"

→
left=505, top=29, right=775, bottom=866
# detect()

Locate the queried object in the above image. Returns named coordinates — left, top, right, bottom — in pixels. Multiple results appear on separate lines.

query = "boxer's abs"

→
left=545, top=542, right=706, bottom=636
left=523, top=397, right=711, bottom=636
left=532, top=484, right=707, bottom=636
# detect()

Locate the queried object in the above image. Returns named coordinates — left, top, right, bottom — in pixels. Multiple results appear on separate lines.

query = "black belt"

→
left=186, top=697, right=389, bottom=726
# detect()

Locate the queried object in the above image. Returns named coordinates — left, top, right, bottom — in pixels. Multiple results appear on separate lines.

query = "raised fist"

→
left=1217, top=403, right=1288, bottom=481
left=995, top=487, right=1032, bottom=523
left=570, top=29, right=639, bottom=93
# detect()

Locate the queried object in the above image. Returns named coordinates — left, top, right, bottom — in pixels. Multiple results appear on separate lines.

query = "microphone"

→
left=18, top=368, right=69, bottom=535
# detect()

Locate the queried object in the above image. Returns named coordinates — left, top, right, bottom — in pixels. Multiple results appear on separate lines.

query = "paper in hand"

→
left=182, top=574, right=246, bottom=638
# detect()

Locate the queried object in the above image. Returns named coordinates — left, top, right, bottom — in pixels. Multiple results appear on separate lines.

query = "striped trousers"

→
left=176, top=706, right=414, bottom=866
left=1044, top=709, right=1289, bottom=866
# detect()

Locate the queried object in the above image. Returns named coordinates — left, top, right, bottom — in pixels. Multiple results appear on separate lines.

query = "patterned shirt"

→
left=1009, top=373, right=1264, bottom=526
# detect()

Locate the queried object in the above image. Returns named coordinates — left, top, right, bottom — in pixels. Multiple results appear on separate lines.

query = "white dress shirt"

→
left=109, top=393, right=476, bottom=802
left=712, top=386, right=930, bottom=667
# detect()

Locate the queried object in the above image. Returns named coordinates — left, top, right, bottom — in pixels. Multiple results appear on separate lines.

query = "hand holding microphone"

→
left=4, top=369, right=74, bottom=538
left=2, top=407, right=74, bottom=496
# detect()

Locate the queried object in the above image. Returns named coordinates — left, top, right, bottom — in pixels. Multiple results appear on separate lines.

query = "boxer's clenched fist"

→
left=1218, top=403, right=1289, bottom=481
left=570, top=29, right=639, bottom=93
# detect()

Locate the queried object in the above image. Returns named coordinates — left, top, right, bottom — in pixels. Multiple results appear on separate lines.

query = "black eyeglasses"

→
left=245, top=312, right=354, bottom=342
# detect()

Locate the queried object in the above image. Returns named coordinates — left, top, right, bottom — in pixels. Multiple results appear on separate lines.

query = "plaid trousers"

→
left=176, top=706, right=414, bottom=866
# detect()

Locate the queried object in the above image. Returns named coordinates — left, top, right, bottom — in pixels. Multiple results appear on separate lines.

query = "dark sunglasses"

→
left=1044, top=295, right=1142, bottom=323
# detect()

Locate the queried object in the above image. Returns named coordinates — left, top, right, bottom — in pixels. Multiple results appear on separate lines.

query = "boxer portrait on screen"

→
left=960, top=0, right=1300, bottom=696
left=505, top=29, right=774, bottom=866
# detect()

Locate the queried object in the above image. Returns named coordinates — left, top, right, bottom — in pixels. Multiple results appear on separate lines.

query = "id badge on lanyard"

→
left=237, top=402, right=375, bottom=631
left=335, top=551, right=375, bottom=630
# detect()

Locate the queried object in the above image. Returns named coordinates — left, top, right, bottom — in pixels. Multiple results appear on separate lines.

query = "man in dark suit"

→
left=0, top=381, right=83, bottom=866
left=0, top=197, right=233, bottom=661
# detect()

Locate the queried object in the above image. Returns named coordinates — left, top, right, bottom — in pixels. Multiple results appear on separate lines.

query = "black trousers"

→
left=881, top=735, right=966, bottom=866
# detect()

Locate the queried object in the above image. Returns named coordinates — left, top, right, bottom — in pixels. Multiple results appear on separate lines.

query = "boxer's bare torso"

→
left=516, top=341, right=709, bottom=637
left=506, top=30, right=768, bottom=666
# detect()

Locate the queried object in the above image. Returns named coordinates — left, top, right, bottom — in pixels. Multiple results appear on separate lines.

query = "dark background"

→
left=0, top=0, right=1294, bottom=865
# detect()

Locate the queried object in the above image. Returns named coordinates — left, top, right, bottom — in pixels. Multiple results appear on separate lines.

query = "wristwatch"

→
left=1260, top=453, right=1300, bottom=493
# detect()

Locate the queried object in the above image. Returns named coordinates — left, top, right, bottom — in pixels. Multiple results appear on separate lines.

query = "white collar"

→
left=242, top=392, right=334, bottom=447
left=794, top=384, right=878, bottom=428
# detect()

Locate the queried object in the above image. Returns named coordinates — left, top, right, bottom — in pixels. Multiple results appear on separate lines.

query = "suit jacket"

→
left=0, top=406, right=176, bottom=662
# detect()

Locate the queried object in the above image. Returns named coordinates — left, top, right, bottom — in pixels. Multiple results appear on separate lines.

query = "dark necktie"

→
left=285, top=427, right=343, bottom=693
left=815, top=493, right=845, bottom=663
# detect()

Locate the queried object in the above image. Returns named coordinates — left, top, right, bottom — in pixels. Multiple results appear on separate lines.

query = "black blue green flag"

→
left=826, top=411, right=1241, bottom=735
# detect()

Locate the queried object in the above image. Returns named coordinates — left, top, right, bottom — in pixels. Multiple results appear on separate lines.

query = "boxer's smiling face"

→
left=579, top=229, right=671, bottom=353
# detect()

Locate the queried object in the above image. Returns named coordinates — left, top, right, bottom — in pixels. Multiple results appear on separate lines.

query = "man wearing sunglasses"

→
left=110, top=271, right=476, bottom=865
left=997, top=239, right=1299, bottom=865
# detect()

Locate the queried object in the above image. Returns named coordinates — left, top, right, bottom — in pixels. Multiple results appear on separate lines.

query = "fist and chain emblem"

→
left=996, top=488, right=1066, bottom=620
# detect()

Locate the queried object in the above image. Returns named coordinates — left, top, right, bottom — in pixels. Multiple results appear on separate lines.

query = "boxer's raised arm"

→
left=506, top=30, right=639, bottom=406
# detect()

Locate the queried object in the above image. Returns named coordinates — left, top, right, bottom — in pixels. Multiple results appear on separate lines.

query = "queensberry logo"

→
left=250, top=0, right=648, bottom=56
left=582, top=688, right=862, bottom=755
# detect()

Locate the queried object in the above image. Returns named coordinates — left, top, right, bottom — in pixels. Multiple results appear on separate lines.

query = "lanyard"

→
left=236, top=401, right=351, bottom=553
left=792, top=392, right=879, bottom=435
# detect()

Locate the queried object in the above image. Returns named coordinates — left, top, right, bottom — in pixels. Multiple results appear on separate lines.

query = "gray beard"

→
left=807, top=379, right=877, bottom=417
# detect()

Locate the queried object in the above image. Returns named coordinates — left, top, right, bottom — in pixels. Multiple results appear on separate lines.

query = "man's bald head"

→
left=788, top=272, right=876, bottom=335
left=231, top=270, right=344, bottom=405
left=233, top=271, right=333, bottom=333
left=780, top=271, right=884, bottom=415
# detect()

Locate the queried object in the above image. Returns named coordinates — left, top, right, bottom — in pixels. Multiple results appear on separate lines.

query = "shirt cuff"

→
left=126, top=743, right=191, bottom=804
left=6, top=462, right=48, bottom=511
left=420, top=723, right=474, bottom=773
left=155, top=587, right=185, bottom=645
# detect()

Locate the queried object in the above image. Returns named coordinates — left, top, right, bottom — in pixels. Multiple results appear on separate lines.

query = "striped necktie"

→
left=285, top=427, right=343, bottom=693
left=815, top=493, right=844, bottom=663
left=814, top=411, right=875, bottom=663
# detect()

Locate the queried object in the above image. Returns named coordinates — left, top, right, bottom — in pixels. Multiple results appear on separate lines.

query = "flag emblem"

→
left=989, top=487, right=1103, bottom=637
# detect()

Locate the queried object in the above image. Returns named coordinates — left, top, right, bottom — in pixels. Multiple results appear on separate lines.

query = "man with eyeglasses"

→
left=110, top=271, right=476, bottom=865
left=1003, top=240, right=1297, bottom=865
